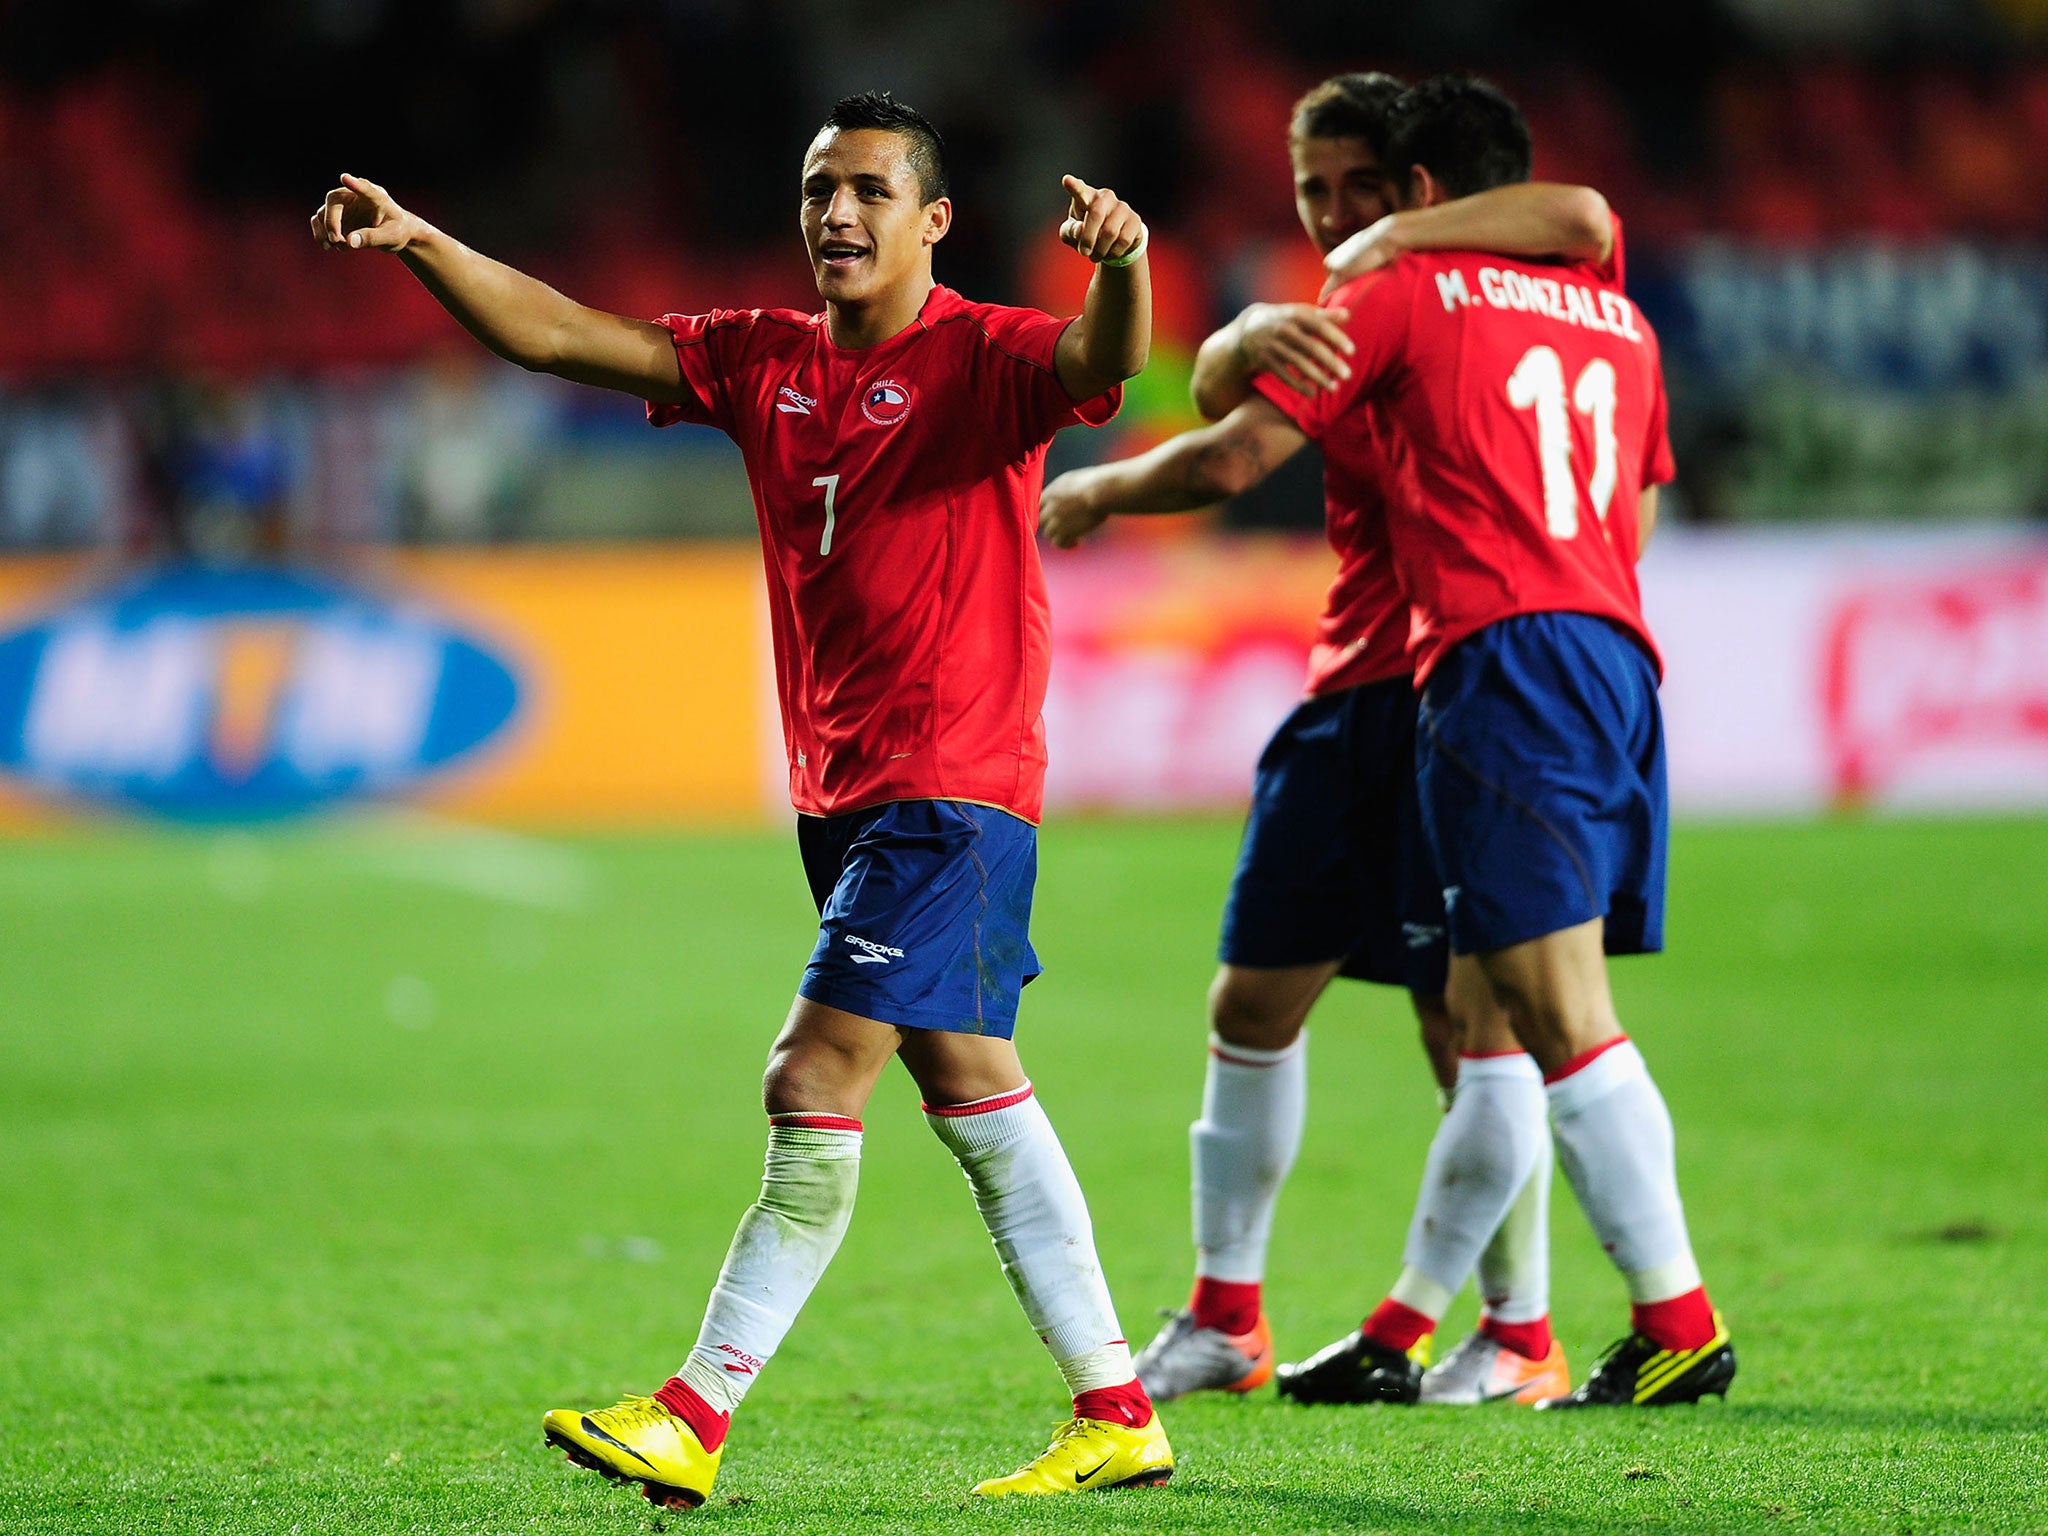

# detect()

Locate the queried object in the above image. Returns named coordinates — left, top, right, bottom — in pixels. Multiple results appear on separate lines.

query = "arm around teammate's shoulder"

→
left=310, top=174, right=688, bottom=403
left=1323, top=183, right=1614, bottom=289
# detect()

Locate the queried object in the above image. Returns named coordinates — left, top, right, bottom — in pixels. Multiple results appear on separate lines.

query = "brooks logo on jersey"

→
left=860, top=380, right=912, bottom=426
left=776, top=386, right=815, bottom=415
left=845, top=933, right=906, bottom=965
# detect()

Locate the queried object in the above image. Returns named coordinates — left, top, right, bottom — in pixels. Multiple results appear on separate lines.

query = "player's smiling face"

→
left=1291, top=134, right=1393, bottom=256
left=800, top=128, right=950, bottom=309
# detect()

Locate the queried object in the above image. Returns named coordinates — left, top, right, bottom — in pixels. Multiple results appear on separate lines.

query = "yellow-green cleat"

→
left=970, top=1414, right=1174, bottom=1497
left=1536, top=1313, right=1736, bottom=1408
left=542, top=1394, right=721, bottom=1509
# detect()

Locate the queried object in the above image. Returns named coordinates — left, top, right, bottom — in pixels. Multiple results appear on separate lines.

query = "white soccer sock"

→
left=1190, top=1032, right=1308, bottom=1283
left=1545, top=1038, right=1703, bottom=1301
left=926, top=1084, right=1134, bottom=1394
left=674, top=1114, right=862, bottom=1416
left=1476, top=1092, right=1554, bottom=1325
left=1398, top=1052, right=1548, bottom=1303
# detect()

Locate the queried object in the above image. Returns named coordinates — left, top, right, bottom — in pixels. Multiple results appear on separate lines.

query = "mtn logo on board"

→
left=0, top=563, right=521, bottom=822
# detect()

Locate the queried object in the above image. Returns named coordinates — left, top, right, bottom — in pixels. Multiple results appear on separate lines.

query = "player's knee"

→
left=1207, top=970, right=1307, bottom=1050
left=761, top=1039, right=861, bottom=1118
left=903, top=1057, right=1009, bottom=1111
left=1485, top=980, right=1609, bottom=1071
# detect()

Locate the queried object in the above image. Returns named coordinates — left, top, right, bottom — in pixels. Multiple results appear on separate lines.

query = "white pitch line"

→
left=336, top=808, right=597, bottom=911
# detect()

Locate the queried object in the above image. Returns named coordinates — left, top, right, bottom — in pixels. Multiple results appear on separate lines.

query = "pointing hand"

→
left=1059, top=176, right=1146, bottom=265
left=311, top=174, right=424, bottom=254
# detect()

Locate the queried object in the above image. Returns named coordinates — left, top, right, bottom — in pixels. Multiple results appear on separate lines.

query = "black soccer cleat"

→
left=1275, top=1328, right=1423, bottom=1405
left=1535, top=1314, right=1736, bottom=1408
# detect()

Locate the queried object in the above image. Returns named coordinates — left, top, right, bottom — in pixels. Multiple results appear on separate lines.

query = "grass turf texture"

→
left=1, top=814, right=2043, bottom=1534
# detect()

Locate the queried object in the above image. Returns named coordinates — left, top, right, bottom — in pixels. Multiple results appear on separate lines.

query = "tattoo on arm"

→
left=1182, top=424, right=1270, bottom=501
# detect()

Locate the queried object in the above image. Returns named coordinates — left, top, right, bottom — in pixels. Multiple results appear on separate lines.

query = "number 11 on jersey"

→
left=1506, top=346, right=1618, bottom=540
left=812, top=474, right=840, bottom=556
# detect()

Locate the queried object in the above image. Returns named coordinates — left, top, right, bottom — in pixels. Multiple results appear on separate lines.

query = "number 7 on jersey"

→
left=811, top=475, right=841, bottom=556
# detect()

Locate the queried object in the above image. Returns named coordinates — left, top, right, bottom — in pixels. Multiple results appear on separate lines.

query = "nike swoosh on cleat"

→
left=580, top=1417, right=660, bottom=1473
left=1074, top=1455, right=1117, bottom=1484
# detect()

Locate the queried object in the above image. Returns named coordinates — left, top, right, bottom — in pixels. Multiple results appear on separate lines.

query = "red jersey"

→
left=649, top=284, right=1118, bottom=822
left=1257, top=220, right=1673, bottom=684
left=1303, top=415, right=1415, bottom=696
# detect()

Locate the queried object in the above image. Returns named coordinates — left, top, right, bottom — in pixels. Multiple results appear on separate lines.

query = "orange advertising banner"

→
left=0, top=547, right=774, bottom=829
left=384, top=546, right=770, bottom=824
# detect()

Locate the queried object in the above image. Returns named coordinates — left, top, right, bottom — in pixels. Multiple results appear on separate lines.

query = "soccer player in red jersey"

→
left=1043, top=73, right=1609, bottom=1408
left=1041, top=74, right=1736, bottom=1411
left=313, top=91, right=1175, bottom=1502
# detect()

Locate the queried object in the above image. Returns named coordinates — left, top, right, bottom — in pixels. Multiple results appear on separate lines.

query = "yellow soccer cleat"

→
left=970, top=1413, right=1174, bottom=1497
left=542, top=1394, right=721, bottom=1509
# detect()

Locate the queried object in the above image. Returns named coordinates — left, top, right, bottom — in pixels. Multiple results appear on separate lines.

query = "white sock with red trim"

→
left=1475, top=1063, right=1554, bottom=1330
left=925, top=1084, right=1148, bottom=1420
left=1366, top=1052, right=1548, bottom=1348
left=1191, top=1032, right=1306, bottom=1303
left=1544, top=1037, right=1705, bottom=1319
left=661, top=1113, right=862, bottom=1447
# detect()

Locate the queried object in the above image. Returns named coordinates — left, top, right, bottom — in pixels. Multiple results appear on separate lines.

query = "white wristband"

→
left=1098, top=221, right=1149, bottom=267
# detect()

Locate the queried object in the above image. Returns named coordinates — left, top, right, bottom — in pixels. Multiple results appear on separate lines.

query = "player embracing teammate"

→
left=316, top=92, right=1176, bottom=1504
left=1045, top=73, right=1736, bottom=1411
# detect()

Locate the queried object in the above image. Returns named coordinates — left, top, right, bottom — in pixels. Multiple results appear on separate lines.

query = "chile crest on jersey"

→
left=860, top=378, right=913, bottom=427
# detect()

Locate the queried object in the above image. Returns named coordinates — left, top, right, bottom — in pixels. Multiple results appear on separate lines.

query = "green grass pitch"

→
left=2, top=813, right=2044, bottom=1533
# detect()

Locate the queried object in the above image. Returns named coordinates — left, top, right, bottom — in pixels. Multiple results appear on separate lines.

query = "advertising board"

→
left=1, top=530, right=2042, bottom=828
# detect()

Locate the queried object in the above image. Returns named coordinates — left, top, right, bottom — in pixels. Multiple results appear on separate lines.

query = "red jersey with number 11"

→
left=1258, top=220, right=1673, bottom=685
left=648, top=284, right=1118, bottom=822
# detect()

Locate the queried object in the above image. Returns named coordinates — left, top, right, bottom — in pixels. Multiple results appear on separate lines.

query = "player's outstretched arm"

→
left=1039, top=395, right=1307, bottom=548
left=1190, top=302, right=1356, bottom=420
left=1052, top=176, right=1152, bottom=402
left=1637, top=485, right=1659, bottom=557
left=310, top=174, right=688, bottom=403
left=1322, top=183, right=1613, bottom=289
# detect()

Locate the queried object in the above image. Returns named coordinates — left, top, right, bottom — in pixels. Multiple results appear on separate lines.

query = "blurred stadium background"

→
left=4, top=6, right=2047, bottom=1531
left=4, top=0, right=2048, bottom=826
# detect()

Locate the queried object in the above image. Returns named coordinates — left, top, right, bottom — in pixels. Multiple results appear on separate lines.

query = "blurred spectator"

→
left=0, top=390, right=123, bottom=548
left=394, top=353, right=554, bottom=543
left=4, top=0, right=2048, bottom=541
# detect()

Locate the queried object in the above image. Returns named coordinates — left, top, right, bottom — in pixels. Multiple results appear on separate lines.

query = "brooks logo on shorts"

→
left=845, top=934, right=906, bottom=966
left=1403, top=922, right=1445, bottom=949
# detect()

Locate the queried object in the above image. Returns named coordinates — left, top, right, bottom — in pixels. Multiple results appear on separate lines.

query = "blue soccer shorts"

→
left=1218, top=676, right=1450, bottom=997
left=796, top=798, right=1040, bottom=1038
left=1416, top=611, right=1667, bottom=957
